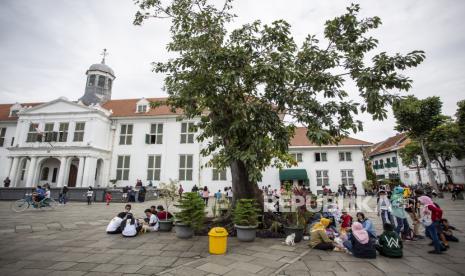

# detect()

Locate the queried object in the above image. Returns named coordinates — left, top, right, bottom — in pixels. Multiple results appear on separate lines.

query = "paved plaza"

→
left=0, top=196, right=464, bottom=275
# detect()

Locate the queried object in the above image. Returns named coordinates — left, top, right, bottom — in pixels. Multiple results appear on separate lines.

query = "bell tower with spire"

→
left=79, top=49, right=116, bottom=106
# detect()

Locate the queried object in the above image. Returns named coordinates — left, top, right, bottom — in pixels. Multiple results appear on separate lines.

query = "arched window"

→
left=88, top=75, right=96, bottom=86
left=97, top=76, right=105, bottom=88
left=41, top=167, right=50, bottom=181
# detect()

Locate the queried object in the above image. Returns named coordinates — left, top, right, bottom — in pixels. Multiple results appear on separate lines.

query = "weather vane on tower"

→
left=101, top=48, right=108, bottom=64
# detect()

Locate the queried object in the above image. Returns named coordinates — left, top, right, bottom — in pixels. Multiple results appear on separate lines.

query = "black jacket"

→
left=351, top=235, right=376, bottom=259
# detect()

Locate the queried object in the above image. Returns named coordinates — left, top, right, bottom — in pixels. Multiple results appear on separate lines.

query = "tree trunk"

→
left=420, top=138, right=443, bottom=198
left=230, top=160, right=264, bottom=207
left=436, top=158, right=453, bottom=185
left=416, top=164, right=422, bottom=184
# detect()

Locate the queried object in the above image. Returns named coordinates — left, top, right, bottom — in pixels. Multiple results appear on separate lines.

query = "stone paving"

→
left=0, top=195, right=464, bottom=275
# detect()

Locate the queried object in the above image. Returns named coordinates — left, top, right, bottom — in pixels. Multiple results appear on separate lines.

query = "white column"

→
left=56, top=156, right=67, bottom=187
left=63, top=157, right=72, bottom=186
left=8, top=157, right=20, bottom=186
left=76, top=156, right=85, bottom=187
left=5, top=157, right=13, bottom=177
left=25, top=157, right=38, bottom=187
left=82, top=157, right=97, bottom=188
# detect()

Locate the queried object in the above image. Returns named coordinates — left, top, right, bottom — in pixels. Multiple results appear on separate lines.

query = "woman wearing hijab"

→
left=309, top=218, right=336, bottom=250
left=391, top=186, right=411, bottom=238
left=346, top=222, right=377, bottom=258
left=356, top=212, right=376, bottom=239
left=418, top=196, right=445, bottom=254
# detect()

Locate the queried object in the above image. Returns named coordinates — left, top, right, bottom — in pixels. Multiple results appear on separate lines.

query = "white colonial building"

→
left=369, top=133, right=465, bottom=186
left=0, top=58, right=372, bottom=194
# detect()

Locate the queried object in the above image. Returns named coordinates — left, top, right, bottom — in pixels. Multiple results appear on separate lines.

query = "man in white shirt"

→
left=106, top=212, right=126, bottom=234
left=144, top=209, right=159, bottom=232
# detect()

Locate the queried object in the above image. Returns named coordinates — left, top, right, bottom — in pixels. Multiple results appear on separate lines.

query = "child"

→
left=376, top=223, right=403, bottom=258
left=105, top=191, right=112, bottom=205
left=86, top=187, right=93, bottom=205
left=340, top=210, right=353, bottom=234
left=106, top=212, right=126, bottom=234
left=377, top=190, right=394, bottom=225
left=440, top=219, right=460, bottom=243
left=144, top=208, right=159, bottom=232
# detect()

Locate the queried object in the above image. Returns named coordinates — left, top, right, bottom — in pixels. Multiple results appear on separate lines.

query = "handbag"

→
left=420, top=207, right=432, bottom=226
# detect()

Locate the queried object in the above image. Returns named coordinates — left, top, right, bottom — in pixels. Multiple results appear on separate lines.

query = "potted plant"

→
left=233, top=199, right=260, bottom=242
left=174, top=192, right=205, bottom=239
left=158, top=179, right=178, bottom=232
left=282, top=183, right=306, bottom=242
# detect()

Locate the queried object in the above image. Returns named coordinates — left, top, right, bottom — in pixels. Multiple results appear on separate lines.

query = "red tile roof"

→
left=368, top=133, right=409, bottom=157
left=290, top=127, right=372, bottom=147
left=0, top=103, right=42, bottom=121
left=102, top=97, right=182, bottom=117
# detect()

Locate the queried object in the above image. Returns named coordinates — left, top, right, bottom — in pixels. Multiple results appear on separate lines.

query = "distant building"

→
left=368, top=133, right=465, bottom=186
left=0, top=55, right=371, bottom=194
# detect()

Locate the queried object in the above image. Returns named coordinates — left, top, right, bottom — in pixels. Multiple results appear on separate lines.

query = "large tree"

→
left=399, top=121, right=462, bottom=185
left=393, top=96, right=445, bottom=195
left=134, top=0, right=425, bottom=203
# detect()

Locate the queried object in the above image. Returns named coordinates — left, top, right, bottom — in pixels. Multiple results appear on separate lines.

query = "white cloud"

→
left=0, top=0, right=464, bottom=143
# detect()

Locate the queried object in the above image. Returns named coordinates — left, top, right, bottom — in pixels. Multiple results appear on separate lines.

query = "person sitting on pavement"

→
left=376, top=223, right=403, bottom=258
left=345, top=222, right=377, bottom=258
left=356, top=212, right=376, bottom=239
left=121, top=213, right=141, bottom=237
left=150, top=205, right=157, bottom=215
left=106, top=212, right=126, bottom=234
left=143, top=209, right=159, bottom=232
left=440, top=219, right=460, bottom=243
left=155, top=205, right=172, bottom=220
left=309, top=218, right=336, bottom=250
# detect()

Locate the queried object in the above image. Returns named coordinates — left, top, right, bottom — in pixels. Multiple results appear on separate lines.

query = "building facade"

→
left=0, top=59, right=372, bottom=194
left=369, top=133, right=465, bottom=186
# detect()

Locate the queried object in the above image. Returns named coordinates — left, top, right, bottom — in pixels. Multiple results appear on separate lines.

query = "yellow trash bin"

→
left=208, top=227, right=228, bottom=254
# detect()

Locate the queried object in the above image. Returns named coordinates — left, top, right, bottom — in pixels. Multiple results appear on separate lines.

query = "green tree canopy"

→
left=134, top=0, right=425, bottom=202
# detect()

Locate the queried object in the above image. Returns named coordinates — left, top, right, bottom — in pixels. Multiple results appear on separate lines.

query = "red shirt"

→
left=156, top=211, right=172, bottom=220
left=340, top=214, right=352, bottom=228
left=428, top=205, right=443, bottom=221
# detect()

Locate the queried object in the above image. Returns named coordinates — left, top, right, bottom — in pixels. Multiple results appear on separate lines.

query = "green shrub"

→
left=175, top=192, right=205, bottom=230
left=233, top=199, right=260, bottom=226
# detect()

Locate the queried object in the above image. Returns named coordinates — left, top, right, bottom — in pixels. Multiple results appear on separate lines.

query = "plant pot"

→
left=283, top=225, right=304, bottom=243
left=159, top=220, right=173, bottom=232
left=235, top=225, right=257, bottom=242
left=174, top=223, right=194, bottom=239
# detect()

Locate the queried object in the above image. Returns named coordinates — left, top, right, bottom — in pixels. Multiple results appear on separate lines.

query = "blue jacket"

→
left=361, top=219, right=376, bottom=238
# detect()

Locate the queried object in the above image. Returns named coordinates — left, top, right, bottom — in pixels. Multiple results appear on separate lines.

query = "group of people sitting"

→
left=308, top=186, right=460, bottom=258
left=105, top=204, right=172, bottom=237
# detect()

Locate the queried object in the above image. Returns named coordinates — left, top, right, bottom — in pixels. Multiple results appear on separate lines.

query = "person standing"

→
left=86, top=187, right=94, bottom=205
left=59, top=186, right=69, bottom=204
left=378, top=190, right=394, bottom=225
left=105, top=191, right=112, bottom=205
left=418, top=196, right=445, bottom=254
left=391, top=187, right=411, bottom=239
left=122, top=186, right=128, bottom=202
left=138, top=186, right=146, bottom=203
left=178, top=184, right=184, bottom=199
left=202, top=186, right=209, bottom=206
left=226, top=187, right=233, bottom=203
left=3, top=177, right=11, bottom=188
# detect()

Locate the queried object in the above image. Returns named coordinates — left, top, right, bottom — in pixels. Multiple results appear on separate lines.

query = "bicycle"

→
left=11, top=195, right=59, bottom=212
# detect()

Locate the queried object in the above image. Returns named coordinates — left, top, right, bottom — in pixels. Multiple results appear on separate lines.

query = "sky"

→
left=0, top=0, right=464, bottom=143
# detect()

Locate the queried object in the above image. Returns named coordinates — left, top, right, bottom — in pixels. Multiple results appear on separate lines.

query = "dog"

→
left=283, top=233, right=296, bottom=246
left=138, top=219, right=149, bottom=234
